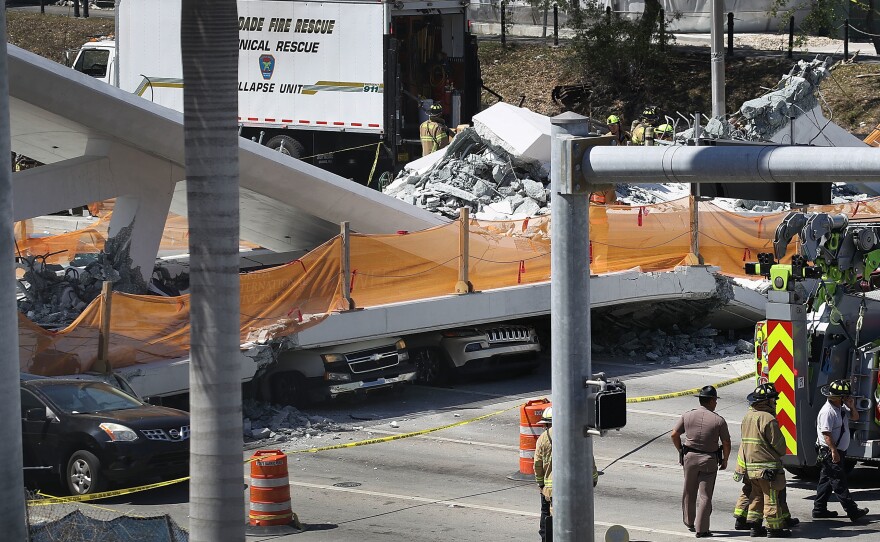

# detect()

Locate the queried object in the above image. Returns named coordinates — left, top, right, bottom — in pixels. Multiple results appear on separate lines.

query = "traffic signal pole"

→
left=550, top=113, right=594, bottom=541
left=550, top=129, right=880, bottom=542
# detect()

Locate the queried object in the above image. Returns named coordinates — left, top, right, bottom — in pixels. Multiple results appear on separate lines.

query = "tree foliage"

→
left=769, top=0, right=880, bottom=53
left=567, top=0, right=674, bottom=121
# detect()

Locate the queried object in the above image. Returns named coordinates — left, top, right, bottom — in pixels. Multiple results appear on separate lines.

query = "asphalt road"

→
left=33, top=352, right=880, bottom=541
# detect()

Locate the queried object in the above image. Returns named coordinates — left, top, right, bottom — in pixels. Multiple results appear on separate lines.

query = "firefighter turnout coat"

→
left=737, top=404, right=786, bottom=477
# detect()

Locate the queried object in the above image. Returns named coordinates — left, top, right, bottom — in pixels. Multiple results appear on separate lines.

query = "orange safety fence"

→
left=16, top=195, right=880, bottom=375
left=14, top=209, right=257, bottom=266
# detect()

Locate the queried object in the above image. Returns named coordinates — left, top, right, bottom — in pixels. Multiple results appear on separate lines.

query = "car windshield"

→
left=38, top=382, right=142, bottom=414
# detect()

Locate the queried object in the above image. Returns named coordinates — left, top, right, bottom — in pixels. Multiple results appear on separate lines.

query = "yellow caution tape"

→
left=283, top=404, right=519, bottom=456
left=27, top=476, right=190, bottom=506
left=366, top=142, right=382, bottom=186
left=28, top=372, right=753, bottom=506
left=298, top=141, right=380, bottom=161
left=626, top=371, right=756, bottom=404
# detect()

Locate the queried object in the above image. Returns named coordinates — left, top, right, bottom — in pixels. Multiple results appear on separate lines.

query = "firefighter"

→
left=420, top=103, right=455, bottom=156
left=534, top=407, right=598, bottom=542
left=631, top=105, right=660, bottom=146
left=655, top=123, right=674, bottom=141
left=606, top=114, right=630, bottom=146
left=671, top=385, right=731, bottom=538
left=534, top=406, right=553, bottom=542
left=737, top=383, right=792, bottom=538
left=812, top=379, right=869, bottom=522
left=733, top=470, right=798, bottom=531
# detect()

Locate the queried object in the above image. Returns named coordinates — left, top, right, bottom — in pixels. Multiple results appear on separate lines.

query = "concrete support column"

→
left=550, top=112, right=594, bottom=542
left=109, top=186, right=174, bottom=282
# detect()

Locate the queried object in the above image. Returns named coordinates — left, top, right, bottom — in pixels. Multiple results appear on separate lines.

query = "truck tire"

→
left=265, top=135, right=305, bottom=158
left=270, top=371, right=308, bottom=407
left=414, top=348, right=451, bottom=386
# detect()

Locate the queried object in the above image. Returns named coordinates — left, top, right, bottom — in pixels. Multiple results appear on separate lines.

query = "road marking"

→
left=286, top=480, right=750, bottom=538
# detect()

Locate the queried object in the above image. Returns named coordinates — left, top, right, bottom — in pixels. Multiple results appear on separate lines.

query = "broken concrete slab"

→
left=473, top=102, right=552, bottom=175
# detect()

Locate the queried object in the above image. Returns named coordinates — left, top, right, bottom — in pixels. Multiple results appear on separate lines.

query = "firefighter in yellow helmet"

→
left=606, top=114, right=630, bottom=146
left=736, top=383, right=792, bottom=538
left=533, top=406, right=598, bottom=542
left=420, top=103, right=455, bottom=156
left=655, top=123, right=674, bottom=141
left=632, top=105, right=660, bottom=146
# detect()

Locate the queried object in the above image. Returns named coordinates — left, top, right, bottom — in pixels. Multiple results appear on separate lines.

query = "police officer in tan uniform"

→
left=671, top=385, right=731, bottom=538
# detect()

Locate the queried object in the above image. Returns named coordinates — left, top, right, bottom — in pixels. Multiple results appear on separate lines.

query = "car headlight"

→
left=322, top=353, right=346, bottom=364
left=99, top=422, right=138, bottom=442
left=395, top=339, right=406, bottom=350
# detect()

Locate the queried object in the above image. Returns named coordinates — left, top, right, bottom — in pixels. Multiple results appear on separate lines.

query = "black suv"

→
left=21, top=374, right=190, bottom=495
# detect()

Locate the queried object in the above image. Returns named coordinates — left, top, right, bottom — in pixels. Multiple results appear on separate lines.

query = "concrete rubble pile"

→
left=243, top=399, right=355, bottom=444
left=682, top=57, right=832, bottom=143
left=592, top=324, right=753, bottom=364
left=17, top=224, right=148, bottom=329
left=384, top=102, right=554, bottom=220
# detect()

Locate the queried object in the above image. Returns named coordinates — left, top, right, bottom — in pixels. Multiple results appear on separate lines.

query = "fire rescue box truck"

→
left=72, top=0, right=481, bottom=183
left=746, top=211, right=880, bottom=478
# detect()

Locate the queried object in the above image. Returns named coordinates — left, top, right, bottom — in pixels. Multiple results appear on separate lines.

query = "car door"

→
left=20, top=388, right=59, bottom=471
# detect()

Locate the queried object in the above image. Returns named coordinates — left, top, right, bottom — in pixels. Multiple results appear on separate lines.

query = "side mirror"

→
left=25, top=408, right=48, bottom=422
left=144, top=396, right=162, bottom=406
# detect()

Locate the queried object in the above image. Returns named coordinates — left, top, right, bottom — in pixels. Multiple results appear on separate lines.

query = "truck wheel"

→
left=66, top=450, right=106, bottom=495
left=265, top=135, right=305, bottom=158
left=414, top=348, right=449, bottom=386
left=271, top=372, right=307, bottom=407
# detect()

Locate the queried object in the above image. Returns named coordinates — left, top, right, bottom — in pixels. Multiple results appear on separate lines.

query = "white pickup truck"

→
left=115, top=337, right=415, bottom=408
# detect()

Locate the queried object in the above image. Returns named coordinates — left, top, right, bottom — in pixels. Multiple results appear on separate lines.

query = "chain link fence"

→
left=25, top=488, right=188, bottom=542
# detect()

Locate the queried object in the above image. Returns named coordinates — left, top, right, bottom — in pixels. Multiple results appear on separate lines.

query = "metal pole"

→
left=340, top=221, right=353, bottom=310
left=0, top=5, right=28, bottom=538
left=456, top=207, right=472, bottom=294
left=788, top=16, right=795, bottom=59
left=844, top=19, right=849, bottom=59
left=553, top=3, right=559, bottom=47
left=550, top=113, right=593, bottom=542
left=96, top=281, right=113, bottom=373
left=579, top=146, right=880, bottom=185
left=501, top=1, right=507, bottom=47
left=691, top=114, right=702, bottom=263
left=710, top=0, right=725, bottom=118
left=727, top=12, right=734, bottom=57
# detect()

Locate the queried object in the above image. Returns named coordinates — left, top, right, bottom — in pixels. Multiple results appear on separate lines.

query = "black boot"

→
left=783, top=517, right=799, bottom=528
left=750, top=525, right=767, bottom=537
left=735, top=517, right=751, bottom=530
left=766, top=529, right=791, bottom=538
left=847, top=507, right=869, bottom=522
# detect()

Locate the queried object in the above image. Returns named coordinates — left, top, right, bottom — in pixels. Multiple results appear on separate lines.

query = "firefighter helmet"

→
left=656, top=123, right=673, bottom=135
left=641, top=105, right=659, bottom=123
left=538, top=406, right=552, bottom=425
left=607, top=114, right=620, bottom=125
left=747, top=383, right=780, bottom=404
left=821, top=379, right=852, bottom=397
left=429, top=103, right=444, bottom=117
